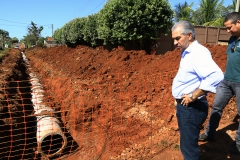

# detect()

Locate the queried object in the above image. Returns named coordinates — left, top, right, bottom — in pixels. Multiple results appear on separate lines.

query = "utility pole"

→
left=236, top=0, right=240, bottom=12
left=52, top=24, right=54, bottom=47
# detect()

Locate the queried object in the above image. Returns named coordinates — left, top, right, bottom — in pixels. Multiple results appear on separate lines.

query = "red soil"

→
left=21, top=43, right=240, bottom=160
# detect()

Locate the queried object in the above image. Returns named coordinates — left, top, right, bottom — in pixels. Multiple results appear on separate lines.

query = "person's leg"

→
left=204, top=80, right=233, bottom=139
left=231, top=81, right=240, bottom=147
left=176, top=99, right=208, bottom=160
left=235, top=121, right=240, bottom=147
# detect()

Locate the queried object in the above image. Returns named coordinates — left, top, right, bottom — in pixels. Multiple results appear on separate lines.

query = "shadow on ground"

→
left=200, top=114, right=240, bottom=160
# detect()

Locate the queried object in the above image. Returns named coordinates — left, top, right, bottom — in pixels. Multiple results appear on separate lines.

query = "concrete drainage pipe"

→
left=22, top=52, right=67, bottom=158
left=37, top=116, right=67, bottom=157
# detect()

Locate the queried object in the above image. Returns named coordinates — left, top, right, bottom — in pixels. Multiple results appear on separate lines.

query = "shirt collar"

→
left=181, top=40, right=198, bottom=58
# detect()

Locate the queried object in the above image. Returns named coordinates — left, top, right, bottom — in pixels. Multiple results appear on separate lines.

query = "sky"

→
left=0, top=0, right=233, bottom=40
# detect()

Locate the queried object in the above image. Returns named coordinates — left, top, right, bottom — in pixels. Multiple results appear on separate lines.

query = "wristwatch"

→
left=189, top=93, right=194, bottom=100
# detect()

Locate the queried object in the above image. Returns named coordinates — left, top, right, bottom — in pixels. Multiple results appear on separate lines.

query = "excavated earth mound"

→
left=1, top=44, right=239, bottom=160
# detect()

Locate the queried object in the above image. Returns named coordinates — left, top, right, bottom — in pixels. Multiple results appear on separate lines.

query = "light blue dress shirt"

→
left=172, top=40, right=224, bottom=99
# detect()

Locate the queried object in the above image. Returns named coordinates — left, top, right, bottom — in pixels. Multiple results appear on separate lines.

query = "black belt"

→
left=175, top=97, right=206, bottom=104
left=175, top=99, right=183, bottom=103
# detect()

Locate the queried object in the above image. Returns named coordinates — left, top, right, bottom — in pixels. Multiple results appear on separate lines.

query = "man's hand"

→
left=181, top=94, right=195, bottom=106
left=180, top=89, right=206, bottom=106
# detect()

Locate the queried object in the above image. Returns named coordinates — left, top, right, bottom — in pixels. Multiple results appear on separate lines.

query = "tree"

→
left=11, top=37, right=19, bottom=44
left=227, top=0, right=240, bottom=12
left=97, top=0, right=174, bottom=45
left=54, top=17, right=87, bottom=47
left=192, top=0, right=226, bottom=26
left=53, top=28, right=64, bottom=45
left=83, top=13, right=100, bottom=46
left=66, top=17, right=87, bottom=45
left=0, top=29, right=9, bottom=48
left=174, top=2, right=194, bottom=22
left=36, top=37, right=45, bottom=46
left=23, top=21, right=43, bottom=46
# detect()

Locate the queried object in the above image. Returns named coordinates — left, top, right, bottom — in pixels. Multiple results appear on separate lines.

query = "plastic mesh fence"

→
left=0, top=71, right=179, bottom=160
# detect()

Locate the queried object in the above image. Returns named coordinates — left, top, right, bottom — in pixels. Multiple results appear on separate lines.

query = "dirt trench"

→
left=0, top=50, right=78, bottom=160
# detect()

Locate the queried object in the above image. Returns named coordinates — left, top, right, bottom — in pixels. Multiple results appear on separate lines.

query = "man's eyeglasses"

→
left=231, top=41, right=236, bottom=52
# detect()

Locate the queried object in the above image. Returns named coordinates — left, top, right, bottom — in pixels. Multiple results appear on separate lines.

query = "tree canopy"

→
left=52, top=0, right=236, bottom=47
left=23, top=21, right=44, bottom=47
left=193, top=0, right=225, bottom=25
left=174, top=0, right=234, bottom=27
left=0, top=0, right=237, bottom=48
left=11, top=37, right=19, bottom=44
left=53, top=0, right=174, bottom=47
left=83, top=14, right=100, bottom=46
left=174, top=2, right=194, bottom=22
left=97, top=0, right=174, bottom=44
left=0, top=29, right=9, bottom=46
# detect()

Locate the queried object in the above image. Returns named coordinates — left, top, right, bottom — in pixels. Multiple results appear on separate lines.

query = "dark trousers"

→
left=176, top=98, right=208, bottom=160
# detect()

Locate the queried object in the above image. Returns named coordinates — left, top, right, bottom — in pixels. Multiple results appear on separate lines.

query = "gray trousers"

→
left=205, top=79, right=240, bottom=145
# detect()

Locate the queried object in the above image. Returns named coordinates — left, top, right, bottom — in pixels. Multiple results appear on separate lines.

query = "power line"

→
left=0, top=23, right=26, bottom=27
left=77, top=0, right=90, bottom=13
left=81, top=0, right=96, bottom=14
left=0, top=18, right=51, bottom=27
left=70, top=0, right=90, bottom=18
left=0, top=18, right=28, bottom=25
left=73, top=0, right=105, bottom=17
left=88, top=0, right=106, bottom=15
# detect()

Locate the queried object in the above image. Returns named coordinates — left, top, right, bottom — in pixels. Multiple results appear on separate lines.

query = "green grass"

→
left=0, top=48, right=10, bottom=60
left=173, top=144, right=180, bottom=151
left=158, top=140, right=168, bottom=147
left=0, top=53, right=5, bottom=58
